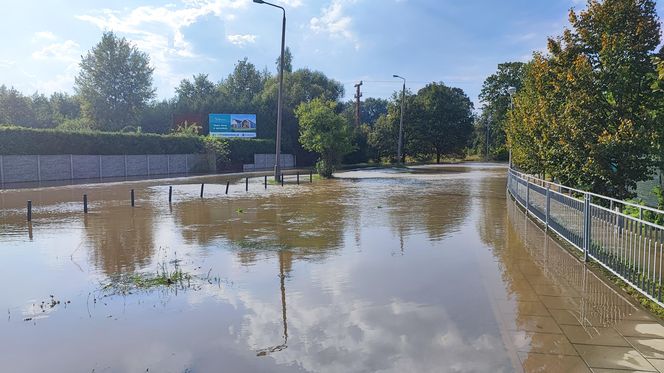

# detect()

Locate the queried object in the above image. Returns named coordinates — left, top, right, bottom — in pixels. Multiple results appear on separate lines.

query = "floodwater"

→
left=1, top=164, right=663, bottom=372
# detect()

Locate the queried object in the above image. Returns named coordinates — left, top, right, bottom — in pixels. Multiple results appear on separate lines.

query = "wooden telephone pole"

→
left=354, top=81, right=363, bottom=127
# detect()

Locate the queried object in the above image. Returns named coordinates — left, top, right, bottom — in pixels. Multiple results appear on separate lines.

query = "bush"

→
left=0, top=126, right=278, bottom=172
left=227, top=138, right=276, bottom=164
left=0, top=126, right=202, bottom=155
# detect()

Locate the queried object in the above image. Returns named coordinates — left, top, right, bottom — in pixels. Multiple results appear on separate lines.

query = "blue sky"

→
left=2, top=0, right=663, bottom=107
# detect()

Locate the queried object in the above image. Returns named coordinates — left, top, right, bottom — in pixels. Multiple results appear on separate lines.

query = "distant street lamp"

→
left=254, top=0, right=286, bottom=181
left=393, top=75, right=406, bottom=164
left=507, top=86, right=517, bottom=169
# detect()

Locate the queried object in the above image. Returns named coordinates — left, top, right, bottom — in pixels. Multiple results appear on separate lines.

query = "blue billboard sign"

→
left=209, top=114, right=257, bottom=138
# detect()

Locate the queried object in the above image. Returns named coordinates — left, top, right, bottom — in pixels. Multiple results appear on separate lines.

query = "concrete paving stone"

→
left=540, top=295, right=582, bottom=310
left=574, top=345, right=656, bottom=371
left=549, top=309, right=583, bottom=326
left=498, top=300, right=551, bottom=317
left=615, top=321, right=664, bottom=339
left=532, top=283, right=582, bottom=297
left=510, top=331, right=578, bottom=355
left=627, top=338, right=664, bottom=359
left=518, top=352, right=591, bottom=373
left=561, top=325, right=630, bottom=347
left=506, top=315, right=563, bottom=334
left=591, top=369, right=656, bottom=373
left=647, top=359, right=664, bottom=372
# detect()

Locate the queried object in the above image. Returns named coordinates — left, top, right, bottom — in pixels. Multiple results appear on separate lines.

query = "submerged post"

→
left=264, top=175, right=267, bottom=189
left=297, top=172, right=299, bottom=185
left=246, top=177, right=249, bottom=192
left=281, top=173, right=284, bottom=187
left=200, top=183, right=205, bottom=198
left=27, top=200, right=32, bottom=222
left=83, top=194, right=88, bottom=214
left=545, top=186, right=550, bottom=229
left=225, top=181, right=230, bottom=194
left=131, top=189, right=135, bottom=207
left=526, top=180, right=530, bottom=215
left=169, top=186, right=173, bottom=203
left=310, top=171, right=313, bottom=183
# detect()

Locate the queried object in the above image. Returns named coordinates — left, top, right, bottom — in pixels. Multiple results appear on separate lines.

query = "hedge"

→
left=0, top=126, right=204, bottom=155
left=0, top=127, right=276, bottom=165
left=228, top=138, right=276, bottom=164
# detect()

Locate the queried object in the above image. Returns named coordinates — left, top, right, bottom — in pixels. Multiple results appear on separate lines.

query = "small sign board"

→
left=209, top=114, right=257, bottom=138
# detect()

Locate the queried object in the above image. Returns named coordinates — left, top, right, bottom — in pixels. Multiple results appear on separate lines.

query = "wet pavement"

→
left=1, top=164, right=664, bottom=372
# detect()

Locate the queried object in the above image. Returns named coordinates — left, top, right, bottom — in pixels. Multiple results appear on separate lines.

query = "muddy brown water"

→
left=0, top=164, right=655, bottom=372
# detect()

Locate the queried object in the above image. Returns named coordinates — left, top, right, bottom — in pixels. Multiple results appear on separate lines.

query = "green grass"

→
left=101, top=261, right=193, bottom=295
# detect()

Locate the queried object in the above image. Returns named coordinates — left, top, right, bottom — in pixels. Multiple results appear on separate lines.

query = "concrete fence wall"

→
left=0, top=154, right=209, bottom=185
left=243, top=154, right=296, bottom=172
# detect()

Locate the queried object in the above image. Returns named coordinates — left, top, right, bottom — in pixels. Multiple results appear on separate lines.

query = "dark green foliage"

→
left=227, top=138, right=276, bottom=164
left=75, top=31, right=156, bottom=131
left=0, top=126, right=202, bottom=155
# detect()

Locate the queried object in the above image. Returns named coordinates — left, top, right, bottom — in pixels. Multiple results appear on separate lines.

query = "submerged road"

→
left=1, top=164, right=664, bottom=372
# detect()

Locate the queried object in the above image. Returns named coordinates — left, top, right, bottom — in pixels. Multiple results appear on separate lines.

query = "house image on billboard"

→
left=231, top=118, right=256, bottom=131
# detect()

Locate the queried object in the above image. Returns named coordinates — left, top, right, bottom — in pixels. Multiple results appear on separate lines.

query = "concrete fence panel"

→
left=148, top=155, right=168, bottom=175
left=39, top=155, right=71, bottom=181
left=2, top=155, right=39, bottom=183
left=0, top=153, right=209, bottom=186
left=101, top=156, right=126, bottom=178
left=126, top=155, right=148, bottom=177
left=72, top=155, right=100, bottom=179
left=168, top=155, right=187, bottom=174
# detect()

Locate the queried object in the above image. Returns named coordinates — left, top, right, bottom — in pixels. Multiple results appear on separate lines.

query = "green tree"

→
left=175, top=73, right=218, bottom=114
left=295, top=98, right=353, bottom=177
left=506, top=0, right=662, bottom=199
left=75, top=31, right=155, bottom=131
left=412, top=83, right=474, bottom=163
left=0, top=85, right=35, bottom=126
left=477, top=62, right=526, bottom=160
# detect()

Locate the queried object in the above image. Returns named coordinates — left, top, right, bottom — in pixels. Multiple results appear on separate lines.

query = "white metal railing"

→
left=507, top=168, right=664, bottom=307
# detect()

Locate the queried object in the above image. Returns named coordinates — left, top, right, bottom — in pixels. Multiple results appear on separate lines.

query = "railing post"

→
left=526, top=179, right=530, bottom=215
left=583, top=193, right=590, bottom=262
left=545, top=186, right=550, bottom=229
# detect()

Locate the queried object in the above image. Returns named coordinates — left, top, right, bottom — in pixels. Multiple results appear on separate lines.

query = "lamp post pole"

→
left=254, top=0, right=286, bottom=181
left=507, top=86, right=517, bottom=169
left=393, top=75, right=406, bottom=165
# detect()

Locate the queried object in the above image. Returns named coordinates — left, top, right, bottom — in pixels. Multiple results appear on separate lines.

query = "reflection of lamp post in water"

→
left=256, top=250, right=289, bottom=356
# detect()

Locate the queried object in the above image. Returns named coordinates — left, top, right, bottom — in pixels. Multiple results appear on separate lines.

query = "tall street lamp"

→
left=507, top=86, right=517, bottom=169
left=393, top=75, right=406, bottom=165
left=254, top=0, right=286, bottom=181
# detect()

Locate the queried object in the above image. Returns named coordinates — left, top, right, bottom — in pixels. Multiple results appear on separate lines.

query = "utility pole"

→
left=354, top=81, right=363, bottom=127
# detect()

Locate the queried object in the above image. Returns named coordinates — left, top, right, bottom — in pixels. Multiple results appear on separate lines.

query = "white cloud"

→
left=226, top=34, right=257, bottom=46
left=32, top=40, right=81, bottom=62
left=75, top=0, right=249, bottom=93
left=33, top=31, right=57, bottom=42
left=276, top=0, right=303, bottom=7
left=310, top=0, right=360, bottom=49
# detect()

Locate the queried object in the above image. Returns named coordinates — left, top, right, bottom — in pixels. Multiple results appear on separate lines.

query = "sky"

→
left=2, top=0, right=663, bottom=108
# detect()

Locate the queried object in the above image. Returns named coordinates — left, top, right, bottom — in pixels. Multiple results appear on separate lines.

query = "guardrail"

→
left=507, top=168, right=664, bottom=307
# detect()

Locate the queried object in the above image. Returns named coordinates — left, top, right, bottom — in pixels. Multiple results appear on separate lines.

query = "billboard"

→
left=209, top=114, right=257, bottom=138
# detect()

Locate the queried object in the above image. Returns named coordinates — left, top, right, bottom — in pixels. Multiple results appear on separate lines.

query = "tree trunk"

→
left=436, top=151, right=441, bottom=164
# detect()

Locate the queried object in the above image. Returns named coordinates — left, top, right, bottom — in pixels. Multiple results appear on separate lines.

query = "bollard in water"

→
left=310, top=171, right=313, bottom=183
left=131, top=189, right=135, bottom=207
left=200, top=183, right=205, bottom=198
left=245, top=177, right=248, bottom=192
left=225, top=181, right=230, bottom=194
left=169, top=186, right=173, bottom=203
left=281, top=173, right=284, bottom=187
left=264, top=175, right=267, bottom=189
left=83, top=194, right=88, bottom=214
left=27, top=200, right=32, bottom=222
left=297, top=172, right=300, bottom=185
